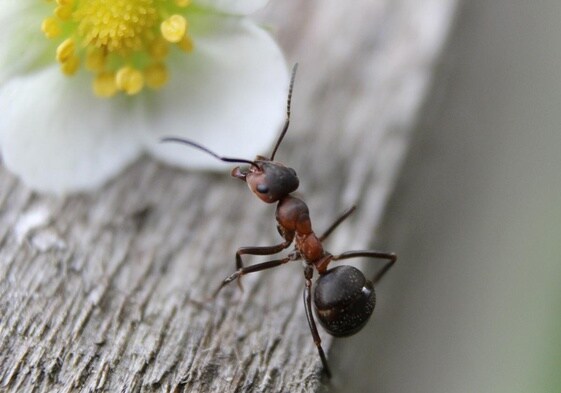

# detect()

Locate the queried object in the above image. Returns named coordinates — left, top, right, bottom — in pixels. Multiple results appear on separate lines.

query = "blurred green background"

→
left=330, top=1, right=561, bottom=392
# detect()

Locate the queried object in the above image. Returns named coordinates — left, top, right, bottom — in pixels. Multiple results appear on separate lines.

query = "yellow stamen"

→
left=177, top=35, right=194, bottom=52
left=42, top=17, right=61, bottom=39
left=116, top=66, right=144, bottom=95
left=161, top=15, right=187, bottom=43
left=93, top=72, right=118, bottom=98
left=148, top=37, right=169, bottom=61
left=54, top=5, right=73, bottom=20
left=145, top=63, right=168, bottom=89
left=61, top=56, right=80, bottom=75
left=85, top=49, right=107, bottom=72
left=56, top=38, right=75, bottom=63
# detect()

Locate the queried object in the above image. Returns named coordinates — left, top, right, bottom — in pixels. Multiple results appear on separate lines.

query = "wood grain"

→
left=0, top=1, right=458, bottom=391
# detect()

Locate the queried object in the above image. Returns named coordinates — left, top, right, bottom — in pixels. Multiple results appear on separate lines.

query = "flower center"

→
left=75, top=0, right=158, bottom=52
left=42, top=0, right=194, bottom=98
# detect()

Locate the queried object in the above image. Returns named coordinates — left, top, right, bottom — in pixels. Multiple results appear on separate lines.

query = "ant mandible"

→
left=162, top=65, right=397, bottom=378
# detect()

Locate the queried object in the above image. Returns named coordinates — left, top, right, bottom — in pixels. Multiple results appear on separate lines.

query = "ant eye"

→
left=256, top=184, right=269, bottom=194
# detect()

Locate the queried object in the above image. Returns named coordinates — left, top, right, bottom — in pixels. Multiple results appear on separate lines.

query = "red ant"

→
left=162, top=65, right=397, bottom=377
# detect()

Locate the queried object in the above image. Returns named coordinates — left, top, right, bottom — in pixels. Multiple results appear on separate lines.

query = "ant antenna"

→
left=161, top=137, right=258, bottom=167
left=270, top=63, right=298, bottom=161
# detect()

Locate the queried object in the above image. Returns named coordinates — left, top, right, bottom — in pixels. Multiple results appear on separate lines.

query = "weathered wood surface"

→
left=0, top=1, right=458, bottom=391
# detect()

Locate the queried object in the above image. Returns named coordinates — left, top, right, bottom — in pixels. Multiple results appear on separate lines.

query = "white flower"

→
left=0, top=0, right=288, bottom=195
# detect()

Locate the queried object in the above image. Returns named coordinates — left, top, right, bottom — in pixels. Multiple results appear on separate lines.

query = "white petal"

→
left=0, top=0, right=53, bottom=83
left=0, top=67, right=145, bottom=195
left=193, top=0, right=270, bottom=15
left=143, top=14, right=288, bottom=169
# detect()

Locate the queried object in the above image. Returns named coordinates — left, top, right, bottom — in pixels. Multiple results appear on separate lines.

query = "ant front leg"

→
left=331, top=250, right=397, bottom=285
left=303, top=266, right=332, bottom=378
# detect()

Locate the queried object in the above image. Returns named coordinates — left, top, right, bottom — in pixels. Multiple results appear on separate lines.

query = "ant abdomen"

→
left=313, top=265, right=376, bottom=337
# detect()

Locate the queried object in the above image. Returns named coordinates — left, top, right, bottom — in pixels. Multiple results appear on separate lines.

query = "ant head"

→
left=160, top=136, right=299, bottom=204
left=162, top=65, right=300, bottom=203
left=232, top=160, right=299, bottom=203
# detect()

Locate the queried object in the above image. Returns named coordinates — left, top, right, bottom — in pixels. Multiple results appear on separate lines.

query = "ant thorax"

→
left=275, top=196, right=325, bottom=264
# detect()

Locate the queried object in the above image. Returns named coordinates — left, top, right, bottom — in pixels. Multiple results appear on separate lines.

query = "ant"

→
left=162, top=65, right=397, bottom=378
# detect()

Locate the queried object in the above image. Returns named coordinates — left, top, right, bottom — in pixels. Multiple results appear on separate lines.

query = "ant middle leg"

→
left=213, top=255, right=297, bottom=297
left=331, top=250, right=397, bottom=285
left=235, top=240, right=292, bottom=269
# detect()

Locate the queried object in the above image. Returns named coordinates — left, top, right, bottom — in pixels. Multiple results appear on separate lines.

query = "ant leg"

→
left=213, top=255, right=297, bottom=297
left=235, top=241, right=292, bottom=270
left=303, top=266, right=332, bottom=378
left=332, top=250, right=397, bottom=285
left=319, top=206, right=357, bottom=241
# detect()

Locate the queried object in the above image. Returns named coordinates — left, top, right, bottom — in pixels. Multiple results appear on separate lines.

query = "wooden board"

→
left=0, top=0, right=458, bottom=391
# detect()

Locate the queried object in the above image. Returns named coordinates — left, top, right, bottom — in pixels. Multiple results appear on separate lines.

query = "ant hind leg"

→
left=331, top=250, right=397, bottom=285
left=303, top=266, right=332, bottom=378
